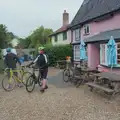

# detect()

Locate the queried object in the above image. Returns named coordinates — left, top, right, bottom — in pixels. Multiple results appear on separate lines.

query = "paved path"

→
left=0, top=68, right=120, bottom=120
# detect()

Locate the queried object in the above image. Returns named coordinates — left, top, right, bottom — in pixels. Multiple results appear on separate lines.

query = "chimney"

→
left=63, top=10, right=69, bottom=26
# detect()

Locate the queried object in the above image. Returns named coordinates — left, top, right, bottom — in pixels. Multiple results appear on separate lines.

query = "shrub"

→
left=44, top=45, right=72, bottom=66
left=0, top=49, right=4, bottom=72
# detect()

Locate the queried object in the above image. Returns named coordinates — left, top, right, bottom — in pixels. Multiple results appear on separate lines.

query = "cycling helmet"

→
left=38, top=46, right=45, bottom=51
left=6, top=48, right=12, bottom=53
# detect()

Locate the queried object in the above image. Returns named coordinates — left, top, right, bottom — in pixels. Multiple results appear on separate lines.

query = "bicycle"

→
left=26, top=66, right=43, bottom=92
left=63, top=60, right=75, bottom=83
left=2, top=66, right=31, bottom=91
left=63, top=61, right=86, bottom=87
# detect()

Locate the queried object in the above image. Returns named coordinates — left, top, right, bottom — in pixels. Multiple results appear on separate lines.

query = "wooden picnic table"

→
left=86, top=72, right=120, bottom=97
left=74, top=66, right=100, bottom=82
left=95, top=72, right=120, bottom=82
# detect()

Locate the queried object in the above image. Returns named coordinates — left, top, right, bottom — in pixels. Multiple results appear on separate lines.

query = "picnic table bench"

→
left=74, top=66, right=100, bottom=81
left=86, top=72, right=120, bottom=96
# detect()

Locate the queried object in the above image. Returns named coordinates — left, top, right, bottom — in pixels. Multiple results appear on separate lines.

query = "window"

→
left=74, top=45, right=80, bottom=61
left=100, top=43, right=118, bottom=66
left=84, top=24, right=90, bottom=35
left=117, top=43, right=120, bottom=64
left=55, top=35, right=58, bottom=42
left=63, top=32, right=67, bottom=40
left=100, top=44, right=107, bottom=65
left=75, top=29, right=81, bottom=41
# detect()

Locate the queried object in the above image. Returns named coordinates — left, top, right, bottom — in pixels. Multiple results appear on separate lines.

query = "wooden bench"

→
left=86, top=82, right=114, bottom=93
left=86, top=72, right=120, bottom=96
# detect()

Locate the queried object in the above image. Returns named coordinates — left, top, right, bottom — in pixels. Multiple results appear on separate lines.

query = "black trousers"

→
left=38, top=68, right=48, bottom=79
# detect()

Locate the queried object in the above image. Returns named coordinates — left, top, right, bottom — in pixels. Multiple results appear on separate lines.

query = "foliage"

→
left=44, top=45, right=72, bottom=66
left=0, top=24, right=16, bottom=49
left=0, top=24, right=8, bottom=48
left=18, top=26, right=53, bottom=49
left=0, top=48, right=2, bottom=59
left=0, top=48, right=4, bottom=72
left=18, top=36, right=31, bottom=48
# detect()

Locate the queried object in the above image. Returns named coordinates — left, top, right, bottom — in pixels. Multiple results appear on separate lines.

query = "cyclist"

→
left=4, top=48, right=22, bottom=87
left=27, top=46, right=48, bottom=92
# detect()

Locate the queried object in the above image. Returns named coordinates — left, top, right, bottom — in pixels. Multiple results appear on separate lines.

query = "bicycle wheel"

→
left=38, top=77, right=42, bottom=87
left=63, top=69, right=70, bottom=82
left=22, top=72, right=32, bottom=85
left=26, top=76, right=35, bottom=92
left=2, top=75, right=16, bottom=91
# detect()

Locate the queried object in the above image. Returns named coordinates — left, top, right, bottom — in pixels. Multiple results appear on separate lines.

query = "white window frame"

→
left=74, top=45, right=80, bottom=61
left=100, top=44, right=107, bottom=65
left=117, top=42, right=120, bottom=64
left=84, top=24, right=90, bottom=35
left=100, top=43, right=118, bottom=66
left=75, top=29, right=81, bottom=41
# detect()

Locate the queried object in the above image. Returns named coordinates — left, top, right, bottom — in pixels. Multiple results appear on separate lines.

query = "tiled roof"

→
left=50, top=25, right=69, bottom=36
left=71, top=0, right=120, bottom=27
left=84, top=29, right=120, bottom=43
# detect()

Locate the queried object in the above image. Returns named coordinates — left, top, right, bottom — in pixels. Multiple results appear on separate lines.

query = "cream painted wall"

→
left=51, top=30, right=71, bottom=46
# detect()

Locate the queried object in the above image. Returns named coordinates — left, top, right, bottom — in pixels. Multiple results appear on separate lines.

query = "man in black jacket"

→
left=28, top=46, right=48, bottom=92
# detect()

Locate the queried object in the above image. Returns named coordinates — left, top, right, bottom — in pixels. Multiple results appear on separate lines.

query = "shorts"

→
left=39, top=68, right=48, bottom=79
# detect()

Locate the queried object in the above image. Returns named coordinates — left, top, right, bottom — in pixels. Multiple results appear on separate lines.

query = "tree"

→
left=18, top=36, right=31, bottom=48
left=0, top=24, right=16, bottom=49
left=0, top=24, right=7, bottom=48
left=29, top=26, right=53, bottom=48
left=18, top=26, right=53, bottom=49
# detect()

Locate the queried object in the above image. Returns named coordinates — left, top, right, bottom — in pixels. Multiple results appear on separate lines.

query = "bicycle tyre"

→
left=22, top=72, right=32, bottom=85
left=63, top=69, right=70, bottom=82
left=26, top=76, right=35, bottom=92
left=2, top=75, right=16, bottom=91
left=38, top=76, right=42, bottom=87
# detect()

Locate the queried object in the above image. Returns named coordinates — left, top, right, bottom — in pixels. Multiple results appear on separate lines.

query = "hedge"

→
left=0, top=49, right=4, bottom=72
left=44, top=45, right=72, bottom=66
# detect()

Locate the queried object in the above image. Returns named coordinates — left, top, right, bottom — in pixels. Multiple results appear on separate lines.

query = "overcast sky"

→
left=0, top=0, right=83, bottom=38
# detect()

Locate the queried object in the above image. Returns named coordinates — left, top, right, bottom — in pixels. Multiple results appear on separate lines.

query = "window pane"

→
left=74, top=45, right=80, bottom=61
left=118, top=49, right=120, bottom=54
left=117, top=44, right=120, bottom=48
left=63, top=32, right=67, bottom=40
left=117, top=42, right=120, bottom=64
left=100, top=44, right=106, bottom=65
left=84, top=25, right=90, bottom=35
left=55, top=35, right=57, bottom=42
left=75, top=29, right=80, bottom=41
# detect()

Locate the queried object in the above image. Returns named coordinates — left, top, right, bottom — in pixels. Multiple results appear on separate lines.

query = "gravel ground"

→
left=0, top=68, right=120, bottom=120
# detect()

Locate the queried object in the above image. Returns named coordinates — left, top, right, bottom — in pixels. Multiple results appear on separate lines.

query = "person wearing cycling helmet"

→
left=5, top=48, right=21, bottom=69
left=5, top=48, right=22, bottom=87
left=28, top=46, right=49, bottom=92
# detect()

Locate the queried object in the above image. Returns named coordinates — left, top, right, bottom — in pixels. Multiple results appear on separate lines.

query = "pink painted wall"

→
left=82, top=13, right=120, bottom=40
left=81, top=13, right=120, bottom=69
left=98, top=65, right=120, bottom=74
left=88, top=43, right=100, bottom=69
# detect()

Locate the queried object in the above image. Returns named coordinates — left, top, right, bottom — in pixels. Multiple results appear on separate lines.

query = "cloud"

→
left=0, top=0, right=83, bottom=37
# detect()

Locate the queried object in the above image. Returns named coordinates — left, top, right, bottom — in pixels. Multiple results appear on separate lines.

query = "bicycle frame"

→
left=30, top=67, right=40, bottom=81
left=5, top=67, right=25, bottom=84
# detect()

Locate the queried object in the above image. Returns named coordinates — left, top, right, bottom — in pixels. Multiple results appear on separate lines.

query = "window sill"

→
left=83, top=33, right=90, bottom=36
left=100, top=64, right=120, bottom=68
left=75, top=39, right=80, bottom=41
